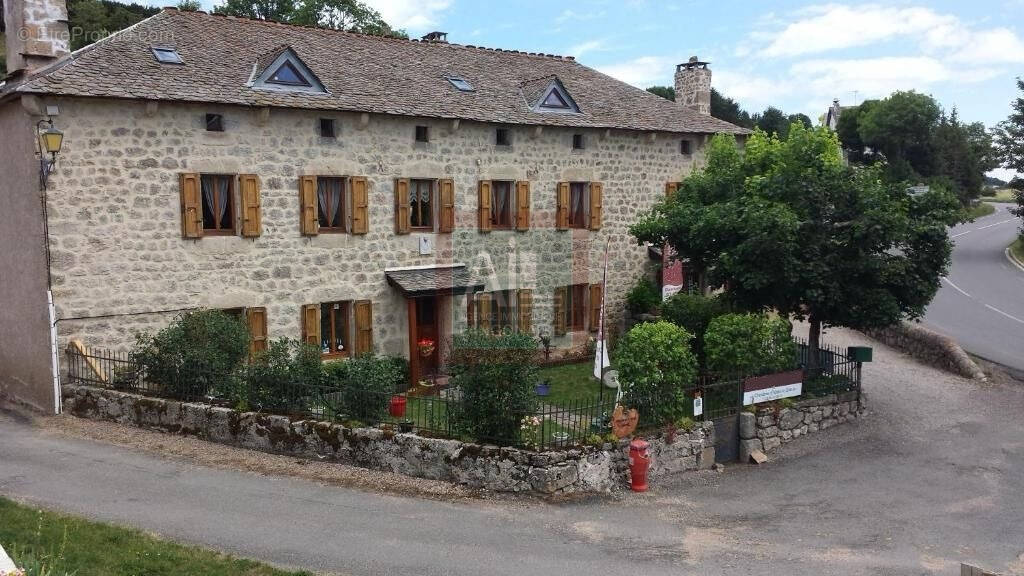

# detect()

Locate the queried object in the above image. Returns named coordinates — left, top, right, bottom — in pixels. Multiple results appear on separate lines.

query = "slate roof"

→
left=9, top=8, right=748, bottom=135
left=385, top=265, right=484, bottom=297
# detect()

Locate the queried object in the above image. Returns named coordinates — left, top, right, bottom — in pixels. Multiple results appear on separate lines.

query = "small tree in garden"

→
left=448, top=330, right=538, bottom=445
left=631, top=125, right=958, bottom=368
left=660, top=292, right=730, bottom=369
left=235, top=338, right=321, bottom=412
left=338, top=354, right=408, bottom=421
left=615, top=321, right=698, bottom=426
left=134, top=309, right=250, bottom=399
left=704, top=313, right=796, bottom=376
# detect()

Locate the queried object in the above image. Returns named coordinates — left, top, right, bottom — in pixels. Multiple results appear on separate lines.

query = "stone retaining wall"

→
left=63, top=385, right=715, bottom=495
left=862, top=322, right=986, bottom=380
left=739, top=392, right=865, bottom=462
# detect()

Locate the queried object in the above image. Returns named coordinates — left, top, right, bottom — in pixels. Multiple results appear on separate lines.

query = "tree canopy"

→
left=631, top=125, right=958, bottom=360
left=993, top=77, right=1024, bottom=234
left=837, top=91, right=996, bottom=205
left=213, top=0, right=406, bottom=36
left=645, top=86, right=754, bottom=128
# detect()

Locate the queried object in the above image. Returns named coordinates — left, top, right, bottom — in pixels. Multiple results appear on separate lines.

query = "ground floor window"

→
left=320, top=301, right=351, bottom=356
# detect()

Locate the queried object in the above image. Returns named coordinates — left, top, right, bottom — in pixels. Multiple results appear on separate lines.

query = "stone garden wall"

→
left=862, top=322, right=985, bottom=380
left=63, top=385, right=715, bottom=495
left=739, top=392, right=865, bottom=462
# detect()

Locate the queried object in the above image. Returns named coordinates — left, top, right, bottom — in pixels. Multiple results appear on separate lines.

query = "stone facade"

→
left=64, top=385, right=716, bottom=495
left=739, top=393, right=865, bottom=462
left=42, top=96, right=707, bottom=365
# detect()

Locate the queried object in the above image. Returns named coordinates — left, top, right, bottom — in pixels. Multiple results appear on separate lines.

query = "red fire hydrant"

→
left=628, top=438, right=651, bottom=492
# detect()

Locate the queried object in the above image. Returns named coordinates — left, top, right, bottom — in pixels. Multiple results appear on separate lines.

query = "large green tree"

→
left=645, top=86, right=754, bottom=128
left=993, top=78, right=1024, bottom=234
left=214, top=0, right=405, bottom=36
left=631, top=125, right=958, bottom=365
left=858, top=90, right=940, bottom=181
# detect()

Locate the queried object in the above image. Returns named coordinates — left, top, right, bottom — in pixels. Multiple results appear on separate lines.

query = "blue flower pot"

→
left=535, top=383, right=551, bottom=396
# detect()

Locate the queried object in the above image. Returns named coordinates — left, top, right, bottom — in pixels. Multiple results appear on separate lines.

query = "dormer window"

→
left=542, top=90, right=570, bottom=109
left=523, top=76, right=580, bottom=114
left=151, top=47, right=183, bottom=64
left=250, top=46, right=326, bottom=94
left=267, top=61, right=310, bottom=87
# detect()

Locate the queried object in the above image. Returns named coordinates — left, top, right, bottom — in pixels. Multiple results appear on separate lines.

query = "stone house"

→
left=0, top=0, right=747, bottom=412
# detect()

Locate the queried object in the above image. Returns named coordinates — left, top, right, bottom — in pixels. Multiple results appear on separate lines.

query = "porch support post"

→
left=407, top=297, right=419, bottom=387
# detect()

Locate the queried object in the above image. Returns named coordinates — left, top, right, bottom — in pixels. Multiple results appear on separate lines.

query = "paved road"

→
left=3, top=328, right=1024, bottom=575
left=924, top=203, right=1024, bottom=372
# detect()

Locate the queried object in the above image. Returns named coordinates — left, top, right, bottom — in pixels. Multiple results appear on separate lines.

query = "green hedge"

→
left=704, top=313, right=796, bottom=376
left=615, top=321, right=698, bottom=426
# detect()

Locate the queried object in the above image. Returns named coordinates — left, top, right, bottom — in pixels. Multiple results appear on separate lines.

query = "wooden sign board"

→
left=743, top=369, right=803, bottom=406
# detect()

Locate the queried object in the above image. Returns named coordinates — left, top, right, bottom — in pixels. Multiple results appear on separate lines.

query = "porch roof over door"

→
left=385, top=264, right=485, bottom=297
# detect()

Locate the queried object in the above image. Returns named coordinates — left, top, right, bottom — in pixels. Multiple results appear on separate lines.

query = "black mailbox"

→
left=847, top=346, right=873, bottom=362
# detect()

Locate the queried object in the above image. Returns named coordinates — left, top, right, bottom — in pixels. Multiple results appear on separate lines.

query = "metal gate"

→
left=699, top=377, right=744, bottom=463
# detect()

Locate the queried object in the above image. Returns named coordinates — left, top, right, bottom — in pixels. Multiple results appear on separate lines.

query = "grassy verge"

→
left=1010, top=238, right=1024, bottom=266
left=0, top=497, right=312, bottom=576
left=537, top=362, right=603, bottom=406
left=960, top=202, right=996, bottom=220
left=979, top=188, right=1016, bottom=203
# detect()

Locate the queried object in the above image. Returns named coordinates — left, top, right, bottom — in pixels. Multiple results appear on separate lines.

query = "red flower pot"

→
left=389, top=395, right=407, bottom=418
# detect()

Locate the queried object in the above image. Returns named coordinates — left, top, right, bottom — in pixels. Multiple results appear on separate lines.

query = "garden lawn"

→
left=980, top=188, right=1016, bottom=202
left=1011, top=238, right=1024, bottom=266
left=537, top=362, right=604, bottom=406
left=0, top=497, right=312, bottom=576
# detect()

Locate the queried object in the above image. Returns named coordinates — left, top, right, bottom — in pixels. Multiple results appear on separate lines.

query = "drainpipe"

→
left=48, top=289, right=61, bottom=414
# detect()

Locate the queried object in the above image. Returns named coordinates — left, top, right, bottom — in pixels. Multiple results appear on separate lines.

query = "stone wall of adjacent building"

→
left=42, top=96, right=708, bottom=364
left=862, top=322, right=986, bottom=380
left=739, top=392, right=865, bottom=462
left=63, top=385, right=716, bottom=494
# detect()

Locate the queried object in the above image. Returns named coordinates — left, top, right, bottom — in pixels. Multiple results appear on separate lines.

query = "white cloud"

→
left=568, top=40, right=607, bottom=58
left=595, top=56, right=677, bottom=88
left=555, top=9, right=606, bottom=23
left=948, top=28, right=1024, bottom=63
left=362, top=0, right=452, bottom=33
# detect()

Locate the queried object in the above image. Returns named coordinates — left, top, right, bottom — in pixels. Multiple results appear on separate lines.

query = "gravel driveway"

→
left=2, top=326, right=1023, bottom=576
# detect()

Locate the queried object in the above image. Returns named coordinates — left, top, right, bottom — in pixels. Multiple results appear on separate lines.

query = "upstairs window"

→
left=572, top=133, right=585, bottom=150
left=568, top=182, right=588, bottom=228
left=206, top=114, right=224, bottom=132
left=542, top=90, right=570, bottom=109
left=415, top=125, right=430, bottom=143
left=268, top=61, right=310, bottom=87
left=320, top=118, right=336, bottom=138
left=316, top=177, right=346, bottom=232
left=490, top=181, right=514, bottom=229
left=151, top=47, right=183, bottom=64
left=680, top=139, right=692, bottom=155
left=496, top=128, right=511, bottom=146
left=410, top=179, right=434, bottom=229
left=250, top=46, right=326, bottom=94
left=200, top=174, right=235, bottom=234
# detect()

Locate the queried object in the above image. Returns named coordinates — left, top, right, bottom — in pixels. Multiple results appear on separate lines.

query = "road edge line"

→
left=1005, top=246, right=1024, bottom=274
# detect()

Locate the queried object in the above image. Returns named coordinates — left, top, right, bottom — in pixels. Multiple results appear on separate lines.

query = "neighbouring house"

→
left=0, top=0, right=747, bottom=411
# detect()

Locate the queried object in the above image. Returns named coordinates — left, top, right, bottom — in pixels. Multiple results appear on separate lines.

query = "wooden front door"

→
left=409, top=295, right=440, bottom=385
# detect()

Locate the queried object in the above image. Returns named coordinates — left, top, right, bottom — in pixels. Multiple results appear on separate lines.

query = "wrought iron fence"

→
left=66, top=336, right=861, bottom=451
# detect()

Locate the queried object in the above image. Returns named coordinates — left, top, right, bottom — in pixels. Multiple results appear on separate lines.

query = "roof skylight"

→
left=447, top=76, right=474, bottom=92
left=151, top=47, right=183, bottom=64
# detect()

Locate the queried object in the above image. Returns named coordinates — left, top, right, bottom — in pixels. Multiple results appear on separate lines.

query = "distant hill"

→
left=985, top=175, right=1009, bottom=187
left=1, top=0, right=158, bottom=77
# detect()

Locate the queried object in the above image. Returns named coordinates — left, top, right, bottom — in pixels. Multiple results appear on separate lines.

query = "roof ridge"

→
left=159, top=6, right=577, bottom=62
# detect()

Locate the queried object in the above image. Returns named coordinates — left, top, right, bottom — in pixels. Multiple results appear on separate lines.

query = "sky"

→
left=181, top=0, right=1024, bottom=180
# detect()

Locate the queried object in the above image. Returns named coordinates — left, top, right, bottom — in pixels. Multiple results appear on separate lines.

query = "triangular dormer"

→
left=249, top=46, right=326, bottom=94
left=522, top=76, right=580, bottom=114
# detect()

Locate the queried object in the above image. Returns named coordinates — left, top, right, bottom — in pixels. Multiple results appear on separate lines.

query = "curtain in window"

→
left=317, top=178, right=343, bottom=227
left=317, top=178, right=329, bottom=226
left=492, top=183, right=507, bottom=224
left=571, top=186, right=584, bottom=224
left=201, top=176, right=214, bottom=223
left=216, top=176, right=230, bottom=227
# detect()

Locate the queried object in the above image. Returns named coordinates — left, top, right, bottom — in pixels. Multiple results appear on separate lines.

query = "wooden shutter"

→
left=439, top=178, right=455, bottom=233
left=301, top=304, right=320, bottom=348
left=589, top=182, right=603, bottom=231
left=556, top=182, right=570, bottom=230
left=246, top=307, right=268, bottom=356
left=350, top=176, right=369, bottom=234
left=517, top=289, right=533, bottom=333
left=299, top=176, right=318, bottom=236
left=476, top=292, right=492, bottom=332
left=665, top=181, right=680, bottom=198
left=477, top=180, right=492, bottom=232
left=354, top=300, right=373, bottom=355
left=589, top=284, right=603, bottom=332
left=239, top=174, right=261, bottom=237
left=394, top=178, right=410, bottom=234
left=180, top=173, right=203, bottom=238
left=553, top=286, right=567, bottom=335
left=515, top=181, right=530, bottom=231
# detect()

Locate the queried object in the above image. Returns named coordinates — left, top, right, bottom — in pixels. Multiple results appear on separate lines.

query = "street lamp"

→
left=37, top=118, right=64, bottom=190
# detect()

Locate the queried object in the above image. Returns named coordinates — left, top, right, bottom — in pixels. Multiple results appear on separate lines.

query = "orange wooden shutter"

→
left=556, top=182, right=570, bottom=230
left=246, top=307, right=268, bottom=356
left=301, top=304, right=320, bottom=348
left=239, top=174, right=261, bottom=238
left=589, top=284, right=602, bottom=332
left=438, top=178, right=455, bottom=233
left=553, top=286, right=567, bottom=335
left=350, top=176, right=369, bottom=234
left=589, top=182, right=603, bottom=231
left=394, top=178, right=410, bottom=234
left=476, top=292, right=492, bottom=332
left=665, top=181, right=680, bottom=198
left=517, top=289, right=533, bottom=333
left=299, top=176, right=318, bottom=236
left=354, top=300, right=373, bottom=355
left=180, top=173, right=203, bottom=238
left=477, top=180, right=492, bottom=232
left=515, top=181, right=530, bottom=231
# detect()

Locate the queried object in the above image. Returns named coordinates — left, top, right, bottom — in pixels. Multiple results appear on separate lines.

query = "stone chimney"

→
left=674, top=56, right=711, bottom=115
left=3, top=0, right=70, bottom=78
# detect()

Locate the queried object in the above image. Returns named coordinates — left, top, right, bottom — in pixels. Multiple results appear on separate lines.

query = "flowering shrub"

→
left=520, top=416, right=543, bottom=450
